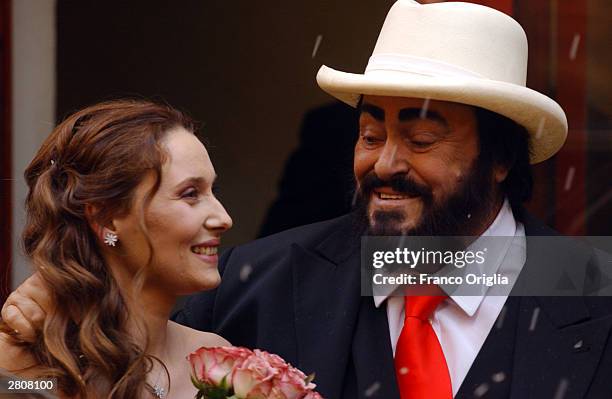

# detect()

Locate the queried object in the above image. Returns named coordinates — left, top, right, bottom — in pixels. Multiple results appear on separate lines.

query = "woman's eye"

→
left=181, top=187, right=199, bottom=199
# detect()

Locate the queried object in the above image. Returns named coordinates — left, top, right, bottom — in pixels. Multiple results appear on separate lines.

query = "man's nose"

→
left=374, top=140, right=410, bottom=181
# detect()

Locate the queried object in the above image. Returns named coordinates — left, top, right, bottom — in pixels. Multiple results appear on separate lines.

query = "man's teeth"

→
left=191, top=246, right=218, bottom=256
left=379, top=192, right=409, bottom=200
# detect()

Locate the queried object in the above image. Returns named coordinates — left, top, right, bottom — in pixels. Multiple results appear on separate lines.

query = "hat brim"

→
left=317, top=65, right=568, bottom=164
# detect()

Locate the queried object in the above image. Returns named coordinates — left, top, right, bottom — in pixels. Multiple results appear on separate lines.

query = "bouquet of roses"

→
left=187, top=346, right=324, bottom=399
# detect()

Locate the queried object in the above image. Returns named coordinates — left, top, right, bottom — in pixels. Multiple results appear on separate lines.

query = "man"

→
left=4, top=1, right=612, bottom=398
left=172, top=2, right=612, bottom=398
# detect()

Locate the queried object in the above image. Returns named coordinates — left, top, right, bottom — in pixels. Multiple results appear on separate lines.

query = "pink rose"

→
left=188, top=346, right=324, bottom=399
left=253, top=349, right=287, bottom=369
left=232, top=350, right=280, bottom=398
left=187, top=346, right=252, bottom=388
left=274, top=364, right=317, bottom=399
left=235, top=350, right=317, bottom=399
left=302, top=392, right=324, bottom=399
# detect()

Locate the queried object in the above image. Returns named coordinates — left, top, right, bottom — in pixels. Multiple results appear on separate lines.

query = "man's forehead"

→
left=359, top=95, right=475, bottom=124
left=360, top=95, right=471, bottom=110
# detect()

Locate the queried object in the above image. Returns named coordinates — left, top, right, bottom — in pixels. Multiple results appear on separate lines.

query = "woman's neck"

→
left=106, top=257, right=177, bottom=354
left=127, top=285, right=177, bottom=358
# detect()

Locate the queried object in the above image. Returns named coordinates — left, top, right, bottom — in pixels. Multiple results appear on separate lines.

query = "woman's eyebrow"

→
left=175, top=176, right=207, bottom=188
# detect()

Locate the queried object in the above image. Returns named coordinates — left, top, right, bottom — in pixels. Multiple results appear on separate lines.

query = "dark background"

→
left=55, top=0, right=388, bottom=247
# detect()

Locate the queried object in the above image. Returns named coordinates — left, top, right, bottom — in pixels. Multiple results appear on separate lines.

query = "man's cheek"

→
left=353, top=151, right=377, bottom=178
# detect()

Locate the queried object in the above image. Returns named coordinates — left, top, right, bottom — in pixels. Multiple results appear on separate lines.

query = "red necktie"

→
left=394, top=296, right=452, bottom=399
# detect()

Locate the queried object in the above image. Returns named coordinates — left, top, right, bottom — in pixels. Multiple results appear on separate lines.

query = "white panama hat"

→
left=316, top=0, right=568, bottom=164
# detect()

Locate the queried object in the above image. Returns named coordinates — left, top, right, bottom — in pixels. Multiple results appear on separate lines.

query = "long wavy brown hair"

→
left=3, top=99, right=196, bottom=397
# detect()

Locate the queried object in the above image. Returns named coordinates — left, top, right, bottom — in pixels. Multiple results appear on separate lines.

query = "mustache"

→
left=358, top=172, right=433, bottom=202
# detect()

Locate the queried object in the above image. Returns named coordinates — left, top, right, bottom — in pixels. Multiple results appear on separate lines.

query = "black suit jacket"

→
left=173, top=213, right=612, bottom=398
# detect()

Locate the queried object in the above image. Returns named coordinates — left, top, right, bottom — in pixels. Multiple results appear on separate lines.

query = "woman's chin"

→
left=183, top=270, right=222, bottom=294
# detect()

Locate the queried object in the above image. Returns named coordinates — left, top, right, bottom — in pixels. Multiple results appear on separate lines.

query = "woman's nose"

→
left=205, top=198, right=233, bottom=232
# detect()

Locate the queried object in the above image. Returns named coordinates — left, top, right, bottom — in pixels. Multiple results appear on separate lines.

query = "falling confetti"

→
left=564, top=166, right=575, bottom=192
left=398, top=367, right=409, bottom=375
left=535, top=117, right=545, bottom=140
left=364, top=381, right=381, bottom=397
left=240, top=263, right=253, bottom=282
left=389, top=144, right=399, bottom=165
left=553, top=378, right=569, bottom=399
left=467, top=213, right=472, bottom=219
left=492, top=371, right=506, bottom=383
left=351, top=190, right=360, bottom=207
left=529, top=307, right=540, bottom=332
left=569, top=34, right=581, bottom=60
left=474, top=383, right=490, bottom=397
left=312, top=34, right=323, bottom=58
left=419, top=98, right=431, bottom=119
left=573, top=340, right=583, bottom=350
left=495, top=306, right=507, bottom=329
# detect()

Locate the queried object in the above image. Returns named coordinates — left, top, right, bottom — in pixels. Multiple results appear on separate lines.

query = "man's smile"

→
left=370, top=188, right=422, bottom=210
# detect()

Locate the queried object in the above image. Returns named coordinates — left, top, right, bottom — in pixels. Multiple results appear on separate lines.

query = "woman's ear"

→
left=85, top=204, right=118, bottom=246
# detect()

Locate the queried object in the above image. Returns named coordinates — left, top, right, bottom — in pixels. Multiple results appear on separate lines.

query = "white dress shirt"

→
left=373, top=199, right=527, bottom=396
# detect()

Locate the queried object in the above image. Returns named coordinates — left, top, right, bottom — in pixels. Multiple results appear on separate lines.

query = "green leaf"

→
left=190, top=373, right=235, bottom=399
left=305, top=373, right=316, bottom=385
left=198, top=385, right=231, bottom=399
left=191, top=374, right=207, bottom=390
left=220, top=375, right=229, bottom=391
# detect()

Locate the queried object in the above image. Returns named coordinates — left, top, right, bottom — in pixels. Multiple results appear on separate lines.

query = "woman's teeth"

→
left=191, top=246, right=218, bottom=256
left=379, top=192, right=409, bottom=200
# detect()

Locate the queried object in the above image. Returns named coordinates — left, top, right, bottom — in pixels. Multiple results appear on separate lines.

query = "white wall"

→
left=11, top=0, right=56, bottom=288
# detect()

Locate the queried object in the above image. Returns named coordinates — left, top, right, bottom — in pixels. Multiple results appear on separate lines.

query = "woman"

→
left=0, top=99, right=233, bottom=397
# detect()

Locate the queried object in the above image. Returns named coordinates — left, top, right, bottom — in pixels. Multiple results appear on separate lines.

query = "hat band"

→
left=365, top=54, right=485, bottom=79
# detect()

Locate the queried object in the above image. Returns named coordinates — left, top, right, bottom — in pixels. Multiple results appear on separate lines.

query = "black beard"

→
left=352, top=157, right=498, bottom=236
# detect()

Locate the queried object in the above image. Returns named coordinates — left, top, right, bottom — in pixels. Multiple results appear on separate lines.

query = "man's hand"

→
left=1, top=273, right=52, bottom=343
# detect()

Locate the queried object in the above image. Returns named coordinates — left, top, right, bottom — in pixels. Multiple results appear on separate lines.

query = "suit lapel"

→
left=510, top=297, right=612, bottom=398
left=510, top=214, right=612, bottom=398
left=455, top=297, right=521, bottom=398
left=458, top=213, right=612, bottom=398
left=292, top=214, right=366, bottom=398
left=350, top=296, right=401, bottom=399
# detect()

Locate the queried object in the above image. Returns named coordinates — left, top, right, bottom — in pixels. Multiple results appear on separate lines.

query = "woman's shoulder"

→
left=168, top=321, right=231, bottom=349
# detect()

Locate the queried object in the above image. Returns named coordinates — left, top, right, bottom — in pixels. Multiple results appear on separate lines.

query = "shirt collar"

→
left=373, top=199, right=517, bottom=317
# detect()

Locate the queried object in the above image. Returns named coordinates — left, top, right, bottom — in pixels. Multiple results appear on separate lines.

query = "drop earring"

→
left=103, top=231, right=118, bottom=247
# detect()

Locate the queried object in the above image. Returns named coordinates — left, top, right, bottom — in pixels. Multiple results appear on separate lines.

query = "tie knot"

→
left=404, top=296, right=446, bottom=320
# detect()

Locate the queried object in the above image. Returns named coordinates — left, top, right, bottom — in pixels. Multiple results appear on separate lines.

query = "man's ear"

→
left=493, top=163, right=510, bottom=183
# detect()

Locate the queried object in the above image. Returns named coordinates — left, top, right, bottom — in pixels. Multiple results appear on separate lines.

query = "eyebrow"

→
left=360, top=103, right=385, bottom=121
left=176, top=175, right=217, bottom=188
left=360, top=102, right=448, bottom=127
